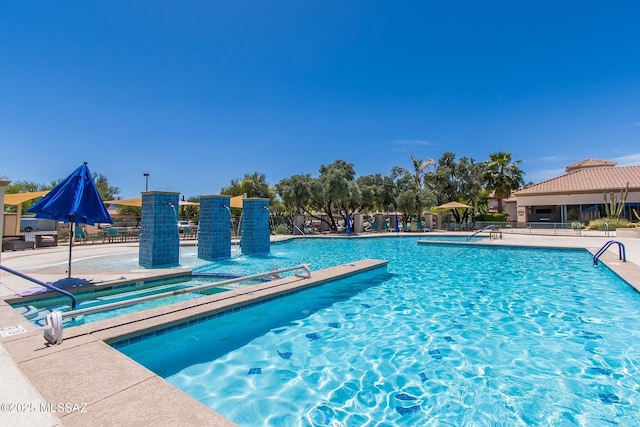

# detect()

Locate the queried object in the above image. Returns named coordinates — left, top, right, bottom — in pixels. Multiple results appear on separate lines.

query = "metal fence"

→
left=474, top=221, right=613, bottom=237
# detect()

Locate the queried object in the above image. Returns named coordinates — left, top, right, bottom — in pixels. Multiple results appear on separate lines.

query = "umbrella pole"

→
left=68, top=220, right=74, bottom=278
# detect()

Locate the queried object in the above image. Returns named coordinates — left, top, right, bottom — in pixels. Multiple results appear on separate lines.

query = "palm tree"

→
left=392, top=155, right=436, bottom=189
left=482, top=152, right=525, bottom=213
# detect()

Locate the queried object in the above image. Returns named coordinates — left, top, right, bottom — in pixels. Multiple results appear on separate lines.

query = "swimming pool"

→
left=116, top=237, right=640, bottom=426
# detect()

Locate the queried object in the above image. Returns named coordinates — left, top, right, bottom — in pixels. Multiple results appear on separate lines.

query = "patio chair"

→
left=74, top=226, right=88, bottom=245
left=416, top=221, right=428, bottom=232
left=105, top=228, right=119, bottom=243
left=75, top=226, right=99, bottom=245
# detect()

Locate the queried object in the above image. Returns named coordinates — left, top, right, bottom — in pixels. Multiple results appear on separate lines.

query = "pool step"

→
left=28, top=309, right=84, bottom=328
left=15, top=305, right=39, bottom=320
left=15, top=284, right=193, bottom=323
left=94, top=283, right=191, bottom=303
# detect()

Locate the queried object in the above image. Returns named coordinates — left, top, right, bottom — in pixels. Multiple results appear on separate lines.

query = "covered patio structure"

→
left=511, top=159, right=640, bottom=225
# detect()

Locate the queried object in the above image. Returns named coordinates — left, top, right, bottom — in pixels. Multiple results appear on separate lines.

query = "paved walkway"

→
left=0, top=232, right=638, bottom=426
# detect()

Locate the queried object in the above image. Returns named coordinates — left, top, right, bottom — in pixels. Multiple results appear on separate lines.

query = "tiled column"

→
left=139, top=191, right=180, bottom=268
left=198, top=195, right=231, bottom=260
left=240, top=198, right=270, bottom=255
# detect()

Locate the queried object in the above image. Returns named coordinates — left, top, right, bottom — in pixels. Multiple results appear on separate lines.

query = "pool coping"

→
left=0, top=259, right=388, bottom=426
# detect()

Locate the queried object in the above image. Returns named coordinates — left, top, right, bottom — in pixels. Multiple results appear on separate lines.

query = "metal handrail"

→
left=467, top=224, right=498, bottom=241
left=593, top=240, right=626, bottom=266
left=0, top=265, right=78, bottom=309
left=293, top=224, right=306, bottom=236
left=60, top=263, right=311, bottom=319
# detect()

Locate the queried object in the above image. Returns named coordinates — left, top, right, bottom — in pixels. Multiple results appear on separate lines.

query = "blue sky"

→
left=1, top=1, right=639, bottom=199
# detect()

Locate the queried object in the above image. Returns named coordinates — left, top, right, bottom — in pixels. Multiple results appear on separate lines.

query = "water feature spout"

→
left=223, top=205, right=241, bottom=255
left=263, top=206, right=275, bottom=233
left=166, top=203, right=179, bottom=230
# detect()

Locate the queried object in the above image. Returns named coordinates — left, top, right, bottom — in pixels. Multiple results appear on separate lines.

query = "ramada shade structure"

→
left=436, top=201, right=473, bottom=210
left=3, top=191, right=50, bottom=205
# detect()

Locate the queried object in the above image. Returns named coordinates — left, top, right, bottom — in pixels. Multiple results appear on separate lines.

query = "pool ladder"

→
left=293, top=224, right=306, bottom=237
left=592, top=240, right=626, bottom=267
left=467, top=224, right=500, bottom=241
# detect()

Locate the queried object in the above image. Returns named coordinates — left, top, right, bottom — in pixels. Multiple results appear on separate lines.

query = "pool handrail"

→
left=593, top=240, right=626, bottom=266
left=58, top=263, right=311, bottom=320
left=467, top=224, right=499, bottom=241
left=0, top=264, right=78, bottom=309
left=293, top=224, right=306, bottom=237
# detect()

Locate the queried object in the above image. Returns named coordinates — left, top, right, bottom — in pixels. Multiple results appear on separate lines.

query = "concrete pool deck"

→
left=0, top=232, right=639, bottom=426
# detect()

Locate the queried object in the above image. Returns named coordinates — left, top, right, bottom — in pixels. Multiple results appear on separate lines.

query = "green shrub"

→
left=274, top=226, right=289, bottom=235
left=474, top=213, right=507, bottom=222
left=587, top=218, right=632, bottom=231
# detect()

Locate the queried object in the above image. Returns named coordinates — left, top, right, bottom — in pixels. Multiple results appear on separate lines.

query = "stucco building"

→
left=509, top=159, right=640, bottom=225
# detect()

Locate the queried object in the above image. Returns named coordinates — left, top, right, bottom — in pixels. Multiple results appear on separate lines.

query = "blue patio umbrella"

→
left=28, top=162, right=112, bottom=278
left=394, top=213, right=400, bottom=232
left=346, top=214, right=351, bottom=235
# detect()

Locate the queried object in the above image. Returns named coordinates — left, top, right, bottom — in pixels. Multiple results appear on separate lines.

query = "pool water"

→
left=116, top=238, right=640, bottom=426
left=67, top=235, right=477, bottom=273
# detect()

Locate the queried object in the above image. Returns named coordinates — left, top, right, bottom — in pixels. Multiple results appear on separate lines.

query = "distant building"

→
left=508, top=158, right=640, bottom=224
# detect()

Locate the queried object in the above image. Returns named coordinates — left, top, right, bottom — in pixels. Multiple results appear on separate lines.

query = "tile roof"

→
left=514, top=165, right=640, bottom=195
left=565, top=158, right=617, bottom=173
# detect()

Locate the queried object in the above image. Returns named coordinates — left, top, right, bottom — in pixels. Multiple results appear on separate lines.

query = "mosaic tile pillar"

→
left=241, top=198, right=270, bottom=255
left=198, top=195, right=231, bottom=260
left=139, top=191, right=180, bottom=268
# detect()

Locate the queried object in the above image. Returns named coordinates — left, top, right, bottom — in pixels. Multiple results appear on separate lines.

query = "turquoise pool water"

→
left=67, top=235, right=477, bottom=273
left=116, top=238, right=640, bottom=426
